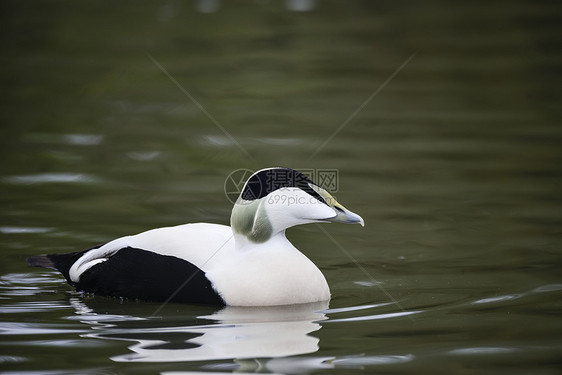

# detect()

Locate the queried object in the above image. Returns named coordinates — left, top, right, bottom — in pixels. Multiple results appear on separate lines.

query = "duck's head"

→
left=230, top=167, right=364, bottom=243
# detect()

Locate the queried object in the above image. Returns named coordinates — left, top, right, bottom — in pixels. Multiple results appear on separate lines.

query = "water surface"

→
left=1, top=1, right=561, bottom=374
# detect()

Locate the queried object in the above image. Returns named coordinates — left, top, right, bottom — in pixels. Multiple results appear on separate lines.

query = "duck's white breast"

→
left=206, top=238, right=330, bottom=306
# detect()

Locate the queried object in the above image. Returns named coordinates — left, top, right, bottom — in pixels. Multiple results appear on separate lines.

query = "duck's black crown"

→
left=240, top=168, right=327, bottom=205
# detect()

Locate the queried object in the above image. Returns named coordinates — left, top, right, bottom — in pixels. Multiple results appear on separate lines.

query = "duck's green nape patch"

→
left=230, top=199, right=273, bottom=243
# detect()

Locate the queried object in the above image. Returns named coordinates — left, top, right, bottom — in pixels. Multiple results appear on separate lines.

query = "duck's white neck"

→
left=233, top=229, right=290, bottom=252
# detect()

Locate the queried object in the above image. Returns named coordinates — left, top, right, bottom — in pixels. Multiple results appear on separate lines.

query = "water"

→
left=1, top=1, right=561, bottom=374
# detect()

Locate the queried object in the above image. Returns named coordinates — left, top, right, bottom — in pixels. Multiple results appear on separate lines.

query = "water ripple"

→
left=3, top=173, right=100, bottom=185
left=0, top=273, right=67, bottom=297
left=0, top=355, right=27, bottom=363
left=333, top=354, right=415, bottom=366
left=0, top=322, right=85, bottom=335
left=532, top=284, right=562, bottom=293
left=472, top=294, right=523, bottom=305
left=471, top=284, right=562, bottom=306
left=0, top=273, right=65, bottom=286
left=64, top=134, right=103, bottom=146
left=326, top=310, right=421, bottom=323
left=199, top=134, right=306, bottom=148
left=0, top=301, right=70, bottom=314
left=126, top=151, right=162, bottom=161
left=449, top=346, right=520, bottom=356
left=0, top=226, right=53, bottom=234
left=323, top=302, right=394, bottom=314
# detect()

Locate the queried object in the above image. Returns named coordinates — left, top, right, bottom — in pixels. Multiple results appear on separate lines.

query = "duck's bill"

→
left=309, top=183, right=365, bottom=227
left=325, top=202, right=365, bottom=227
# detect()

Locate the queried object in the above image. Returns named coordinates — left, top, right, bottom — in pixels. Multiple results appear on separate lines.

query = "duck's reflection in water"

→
left=68, top=298, right=328, bottom=362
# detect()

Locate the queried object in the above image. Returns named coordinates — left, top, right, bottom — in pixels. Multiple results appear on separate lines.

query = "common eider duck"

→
left=27, top=167, right=364, bottom=306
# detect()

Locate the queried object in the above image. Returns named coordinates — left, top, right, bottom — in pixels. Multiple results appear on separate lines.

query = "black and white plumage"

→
left=27, top=167, right=364, bottom=306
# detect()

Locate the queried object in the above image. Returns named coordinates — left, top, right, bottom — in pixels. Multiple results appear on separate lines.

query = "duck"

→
left=27, top=167, right=364, bottom=306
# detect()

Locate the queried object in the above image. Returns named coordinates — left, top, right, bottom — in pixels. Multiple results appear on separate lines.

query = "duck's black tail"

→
left=27, top=255, right=57, bottom=269
left=27, top=247, right=98, bottom=285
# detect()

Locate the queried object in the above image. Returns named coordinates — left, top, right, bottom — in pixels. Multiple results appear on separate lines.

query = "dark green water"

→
left=1, top=1, right=561, bottom=374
